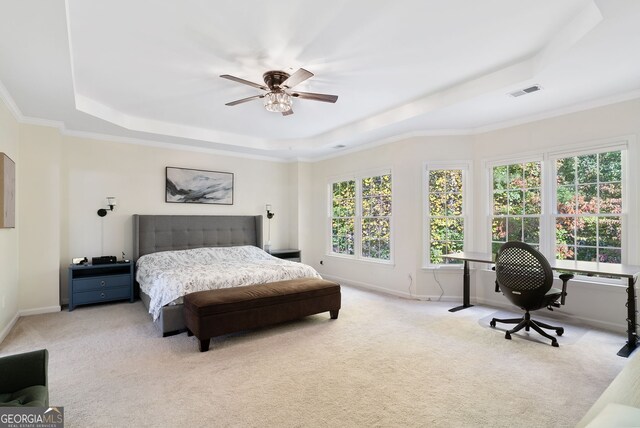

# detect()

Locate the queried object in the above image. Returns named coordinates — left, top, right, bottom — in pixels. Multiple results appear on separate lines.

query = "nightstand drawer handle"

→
left=100, top=292, right=106, bottom=298
left=100, top=280, right=106, bottom=287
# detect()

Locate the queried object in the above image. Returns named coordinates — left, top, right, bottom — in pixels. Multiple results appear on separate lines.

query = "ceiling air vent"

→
left=509, top=85, right=542, bottom=98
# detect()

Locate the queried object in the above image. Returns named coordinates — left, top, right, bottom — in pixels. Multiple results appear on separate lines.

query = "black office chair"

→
left=490, top=241, right=573, bottom=347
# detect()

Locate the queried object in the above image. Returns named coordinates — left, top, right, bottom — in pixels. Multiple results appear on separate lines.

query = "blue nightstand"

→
left=68, top=261, right=134, bottom=311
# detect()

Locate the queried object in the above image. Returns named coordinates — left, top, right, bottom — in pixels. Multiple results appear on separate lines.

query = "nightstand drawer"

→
left=72, top=274, right=131, bottom=292
left=72, top=286, right=131, bottom=305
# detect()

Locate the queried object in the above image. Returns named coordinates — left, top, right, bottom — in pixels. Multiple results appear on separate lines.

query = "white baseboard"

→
left=322, top=274, right=461, bottom=302
left=0, top=306, right=61, bottom=345
left=322, top=274, right=420, bottom=299
left=18, top=306, right=61, bottom=317
left=0, top=312, right=19, bottom=345
left=323, top=274, right=627, bottom=333
left=474, top=297, right=626, bottom=332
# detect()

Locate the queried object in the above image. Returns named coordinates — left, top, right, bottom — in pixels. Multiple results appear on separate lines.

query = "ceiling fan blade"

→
left=220, top=74, right=268, bottom=91
left=225, top=95, right=264, bottom=106
left=282, top=109, right=294, bottom=116
left=291, top=91, right=338, bottom=103
left=280, top=68, right=314, bottom=89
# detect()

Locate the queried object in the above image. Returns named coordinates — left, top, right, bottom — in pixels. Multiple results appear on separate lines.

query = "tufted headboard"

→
left=132, top=215, right=263, bottom=260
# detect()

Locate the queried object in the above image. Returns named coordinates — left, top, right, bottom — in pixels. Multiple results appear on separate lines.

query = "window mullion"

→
left=355, top=178, right=363, bottom=259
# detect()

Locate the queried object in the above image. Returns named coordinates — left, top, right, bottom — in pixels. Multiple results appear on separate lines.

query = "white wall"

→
left=18, top=125, right=61, bottom=313
left=306, top=135, right=474, bottom=298
left=14, top=129, right=296, bottom=308
left=309, top=98, right=640, bottom=332
left=0, top=97, right=19, bottom=339
left=3, top=90, right=640, bottom=335
left=289, top=161, right=313, bottom=262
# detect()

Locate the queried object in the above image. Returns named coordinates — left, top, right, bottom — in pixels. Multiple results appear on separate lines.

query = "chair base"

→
left=490, top=311, right=564, bottom=347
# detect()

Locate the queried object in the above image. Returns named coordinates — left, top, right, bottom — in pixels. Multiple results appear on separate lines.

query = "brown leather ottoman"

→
left=183, top=278, right=341, bottom=352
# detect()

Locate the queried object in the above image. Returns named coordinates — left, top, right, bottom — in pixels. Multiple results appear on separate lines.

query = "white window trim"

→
left=327, top=168, right=394, bottom=264
left=423, top=161, right=472, bottom=269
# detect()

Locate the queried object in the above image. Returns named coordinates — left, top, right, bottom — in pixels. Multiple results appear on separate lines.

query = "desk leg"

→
left=617, top=277, right=638, bottom=358
left=449, top=260, right=474, bottom=312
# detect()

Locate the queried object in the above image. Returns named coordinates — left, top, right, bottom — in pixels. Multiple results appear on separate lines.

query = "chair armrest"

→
left=559, top=273, right=573, bottom=305
left=0, top=349, right=48, bottom=393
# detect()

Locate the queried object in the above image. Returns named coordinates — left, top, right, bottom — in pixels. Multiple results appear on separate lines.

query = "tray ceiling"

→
left=1, top=0, right=640, bottom=160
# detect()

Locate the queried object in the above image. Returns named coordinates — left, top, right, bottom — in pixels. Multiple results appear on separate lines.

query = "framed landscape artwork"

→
left=166, top=167, right=234, bottom=205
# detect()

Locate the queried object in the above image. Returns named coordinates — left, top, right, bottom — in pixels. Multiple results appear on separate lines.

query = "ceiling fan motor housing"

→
left=263, top=71, right=290, bottom=90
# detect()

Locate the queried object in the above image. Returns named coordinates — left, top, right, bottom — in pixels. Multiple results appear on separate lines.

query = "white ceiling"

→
left=1, top=0, right=640, bottom=160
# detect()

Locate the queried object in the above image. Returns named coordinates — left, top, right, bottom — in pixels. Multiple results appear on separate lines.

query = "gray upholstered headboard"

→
left=133, top=215, right=263, bottom=259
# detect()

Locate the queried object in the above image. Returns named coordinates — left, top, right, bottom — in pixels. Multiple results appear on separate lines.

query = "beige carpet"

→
left=0, top=285, right=627, bottom=427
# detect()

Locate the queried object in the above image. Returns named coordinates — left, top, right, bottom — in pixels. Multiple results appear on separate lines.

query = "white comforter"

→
left=136, top=245, right=322, bottom=320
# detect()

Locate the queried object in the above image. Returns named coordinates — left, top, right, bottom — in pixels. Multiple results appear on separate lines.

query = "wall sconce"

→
left=265, top=204, right=274, bottom=253
left=97, top=197, right=117, bottom=217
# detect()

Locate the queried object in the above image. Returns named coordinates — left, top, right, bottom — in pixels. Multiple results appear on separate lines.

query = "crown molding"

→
left=2, top=75, right=640, bottom=164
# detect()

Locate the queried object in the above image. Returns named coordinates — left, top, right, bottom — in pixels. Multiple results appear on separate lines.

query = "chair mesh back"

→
left=496, top=243, right=552, bottom=292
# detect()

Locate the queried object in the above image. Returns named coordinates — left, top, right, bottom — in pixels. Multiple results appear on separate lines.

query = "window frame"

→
left=327, top=168, right=394, bottom=264
left=423, top=161, right=472, bottom=269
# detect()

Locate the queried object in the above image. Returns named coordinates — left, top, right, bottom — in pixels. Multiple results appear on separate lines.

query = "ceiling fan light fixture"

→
left=264, top=91, right=292, bottom=113
left=222, top=68, right=337, bottom=116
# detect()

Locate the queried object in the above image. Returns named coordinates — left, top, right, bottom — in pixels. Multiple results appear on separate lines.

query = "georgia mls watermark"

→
left=0, top=407, right=64, bottom=428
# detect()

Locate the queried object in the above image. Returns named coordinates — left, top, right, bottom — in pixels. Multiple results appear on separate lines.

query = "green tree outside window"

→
left=331, top=180, right=355, bottom=255
left=491, top=161, right=541, bottom=255
left=428, top=169, right=464, bottom=264
left=555, top=150, right=622, bottom=263
left=362, top=174, right=392, bottom=260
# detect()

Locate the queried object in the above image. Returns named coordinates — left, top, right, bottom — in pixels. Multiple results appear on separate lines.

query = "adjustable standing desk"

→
left=442, top=252, right=640, bottom=358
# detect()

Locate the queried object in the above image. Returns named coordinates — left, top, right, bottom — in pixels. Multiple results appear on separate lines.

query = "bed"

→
left=132, top=214, right=320, bottom=336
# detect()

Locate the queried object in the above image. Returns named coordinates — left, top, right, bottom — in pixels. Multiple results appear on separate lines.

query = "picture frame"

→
left=165, top=166, right=234, bottom=205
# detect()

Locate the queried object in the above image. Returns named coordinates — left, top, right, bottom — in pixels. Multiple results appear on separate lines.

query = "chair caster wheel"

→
left=552, top=341, right=559, bottom=347
left=490, top=320, right=496, bottom=328
left=556, top=328, right=564, bottom=336
left=505, top=332, right=511, bottom=340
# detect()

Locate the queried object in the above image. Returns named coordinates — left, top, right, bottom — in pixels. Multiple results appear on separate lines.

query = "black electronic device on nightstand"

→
left=92, top=255, right=117, bottom=265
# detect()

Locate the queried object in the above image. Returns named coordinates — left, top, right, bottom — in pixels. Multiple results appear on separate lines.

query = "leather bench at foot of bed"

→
left=183, top=278, right=341, bottom=352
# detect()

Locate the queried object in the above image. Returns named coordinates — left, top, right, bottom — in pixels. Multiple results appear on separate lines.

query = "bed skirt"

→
left=140, top=291, right=186, bottom=337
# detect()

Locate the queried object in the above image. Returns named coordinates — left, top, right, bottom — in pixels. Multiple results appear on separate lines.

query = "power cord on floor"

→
left=432, top=266, right=445, bottom=301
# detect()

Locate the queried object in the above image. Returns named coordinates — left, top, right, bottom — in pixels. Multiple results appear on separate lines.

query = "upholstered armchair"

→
left=0, top=349, right=48, bottom=407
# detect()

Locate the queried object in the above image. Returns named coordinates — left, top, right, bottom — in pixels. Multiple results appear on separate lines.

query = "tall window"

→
left=555, top=150, right=622, bottom=263
left=426, top=166, right=466, bottom=265
left=330, top=180, right=356, bottom=256
left=491, top=161, right=542, bottom=255
left=361, top=174, right=392, bottom=260
left=329, top=172, right=392, bottom=262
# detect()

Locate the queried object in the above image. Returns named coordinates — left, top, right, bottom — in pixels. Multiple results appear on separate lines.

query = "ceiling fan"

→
left=220, top=68, right=338, bottom=116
